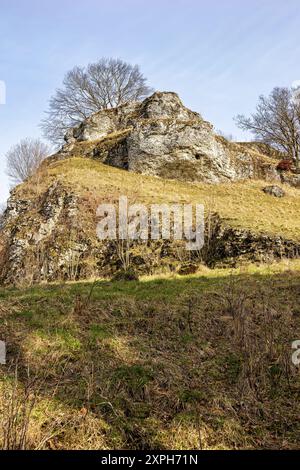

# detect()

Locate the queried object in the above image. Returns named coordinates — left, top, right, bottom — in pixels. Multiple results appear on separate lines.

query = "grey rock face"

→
left=262, top=185, right=285, bottom=198
left=4, top=192, right=30, bottom=222
left=66, top=101, right=140, bottom=144
left=61, top=91, right=279, bottom=184
left=1, top=182, right=80, bottom=285
left=139, top=92, right=200, bottom=120
left=281, top=174, right=300, bottom=188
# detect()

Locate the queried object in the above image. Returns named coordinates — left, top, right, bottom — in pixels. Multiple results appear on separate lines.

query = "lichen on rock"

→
left=59, top=91, right=280, bottom=184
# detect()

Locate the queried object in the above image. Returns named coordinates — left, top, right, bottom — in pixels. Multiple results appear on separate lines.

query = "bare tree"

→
left=41, top=58, right=154, bottom=146
left=235, top=87, right=300, bottom=169
left=217, top=129, right=235, bottom=141
left=6, top=138, right=50, bottom=184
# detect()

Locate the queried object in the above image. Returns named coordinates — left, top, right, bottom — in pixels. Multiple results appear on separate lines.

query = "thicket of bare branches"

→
left=41, top=58, right=154, bottom=146
left=235, top=87, right=300, bottom=168
left=6, top=138, right=50, bottom=184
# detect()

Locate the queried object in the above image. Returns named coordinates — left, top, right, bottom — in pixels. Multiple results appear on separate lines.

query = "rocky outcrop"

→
left=1, top=191, right=299, bottom=285
left=0, top=182, right=86, bottom=284
left=281, top=173, right=300, bottom=188
left=58, top=92, right=280, bottom=184
left=202, top=215, right=300, bottom=267
left=262, top=185, right=285, bottom=198
left=0, top=91, right=297, bottom=286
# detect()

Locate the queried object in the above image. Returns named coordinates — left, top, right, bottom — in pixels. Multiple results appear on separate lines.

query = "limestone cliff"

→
left=58, top=91, right=279, bottom=184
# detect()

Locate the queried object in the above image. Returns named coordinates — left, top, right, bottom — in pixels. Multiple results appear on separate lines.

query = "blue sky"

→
left=0, top=0, right=299, bottom=203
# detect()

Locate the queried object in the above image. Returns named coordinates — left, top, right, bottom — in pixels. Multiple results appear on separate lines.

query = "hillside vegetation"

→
left=0, top=261, right=299, bottom=449
left=3, top=92, right=300, bottom=284
left=25, top=156, right=300, bottom=241
left=1, top=156, right=300, bottom=449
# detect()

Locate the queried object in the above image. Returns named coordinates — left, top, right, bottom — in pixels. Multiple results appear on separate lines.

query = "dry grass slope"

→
left=0, top=261, right=299, bottom=449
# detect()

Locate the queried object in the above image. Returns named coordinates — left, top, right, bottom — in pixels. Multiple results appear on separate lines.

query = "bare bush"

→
left=6, top=138, right=50, bottom=184
left=0, top=366, right=37, bottom=450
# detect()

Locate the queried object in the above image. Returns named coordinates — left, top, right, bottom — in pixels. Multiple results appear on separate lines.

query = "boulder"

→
left=262, top=185, right=285, bottom=198
left=61, top=91, right=279, bottom=184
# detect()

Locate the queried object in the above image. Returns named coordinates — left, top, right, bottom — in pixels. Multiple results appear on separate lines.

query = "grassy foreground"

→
left=0, top=260, right=299, bottom=450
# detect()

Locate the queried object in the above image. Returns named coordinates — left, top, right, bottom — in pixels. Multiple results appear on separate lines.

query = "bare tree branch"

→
left=41, top=58, right=154, bottom=147
left=235, top=87, right=300, bottom=168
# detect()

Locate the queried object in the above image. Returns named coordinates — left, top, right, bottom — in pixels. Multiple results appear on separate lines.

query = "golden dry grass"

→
left=28, top=157, right=300, bottom=241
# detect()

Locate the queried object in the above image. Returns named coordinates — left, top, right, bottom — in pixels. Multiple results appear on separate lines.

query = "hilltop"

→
left=59, top=91, right=281, bottom=183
